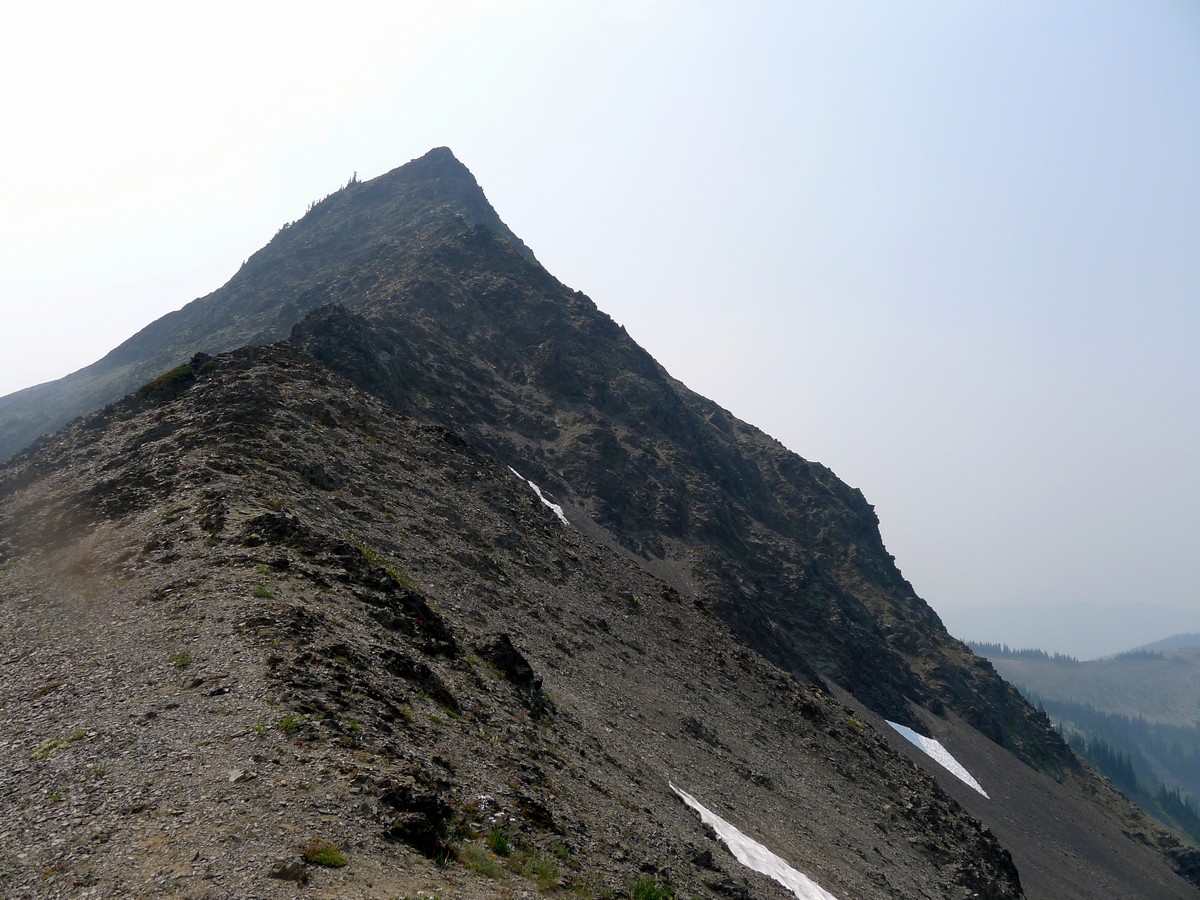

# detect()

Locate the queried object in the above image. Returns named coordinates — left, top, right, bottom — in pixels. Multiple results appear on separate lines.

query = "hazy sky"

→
left=1, top=1, right=1197, bottom=627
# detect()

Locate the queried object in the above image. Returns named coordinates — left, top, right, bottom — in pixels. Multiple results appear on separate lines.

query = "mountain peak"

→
left=413, top=144, right=463, bottom=166
left=379, top=145, right=474, bottom=187
left=0, top=148, right=539, bottom=462
left=352, top=147, right=536, bottom=263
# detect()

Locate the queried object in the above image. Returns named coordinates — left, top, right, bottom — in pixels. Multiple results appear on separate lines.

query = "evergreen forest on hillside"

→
left=967, top=642, right=1083, bottom=664
left=1044, top=696, right=1200, bottom=844
left=969, top=641, right=1200, bottom=843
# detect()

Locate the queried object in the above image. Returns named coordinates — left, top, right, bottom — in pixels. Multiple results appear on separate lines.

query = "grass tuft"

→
left=457, top=843, right=505, bottom=879
left=277, top=712, right=305, bottom=734
left=631, top=876, right=675, bottom=900
left=300, top=840, right=347, bottom=868
left=486, top=828, right=511, bottom=857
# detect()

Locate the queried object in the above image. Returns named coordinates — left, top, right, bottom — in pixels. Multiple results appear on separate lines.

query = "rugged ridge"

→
left=1, top=343, right=1024, bottom=898
left=2, top=148, right=1198, bottom=897
left=0, top=150, right=1055, bottom=757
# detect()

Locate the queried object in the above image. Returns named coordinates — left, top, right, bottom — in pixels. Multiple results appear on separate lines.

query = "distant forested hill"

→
left=971, top=641, right=1200, bottom=842
left=1136, top=634, right=1200, bottom=653
left=969, top=642, right=1200, bottom=727
left=944, top=602, right=1200, bottom=660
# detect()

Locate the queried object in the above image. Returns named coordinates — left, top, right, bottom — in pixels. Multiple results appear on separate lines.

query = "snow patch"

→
left=508, top=467, right=569, bottom=526
left=887, top=721, right=989, bottom=798
left=670, top=783, right=840, bottom=900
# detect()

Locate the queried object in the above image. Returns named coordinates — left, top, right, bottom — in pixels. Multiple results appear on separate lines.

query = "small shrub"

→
left=486, top=828, right=511, bottom=857
left=170, top=651, right=192, bottom=668
left=507, top=848, right=560, bottom=890
left=277, top=712, right=305, bottom=735
left=253, top=584, right=275, bottom=599
left=253, top=715, right=268, bottom=736
left=300, top=840, right=346, bottom=868
left=356, top=543, right=420, bottom=591
left=523, top=852, right=559, bottom=890
left=139, top=362, right=195, bottom=399
left=551, top=840, right=578, bottom=868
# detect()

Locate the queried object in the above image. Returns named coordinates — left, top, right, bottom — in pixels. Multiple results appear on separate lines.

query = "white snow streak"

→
left=508, top=467, right=569, bottom=526
left=887, top=721, right=989, bottom=798
left=670, top=783, right=840, bottom=900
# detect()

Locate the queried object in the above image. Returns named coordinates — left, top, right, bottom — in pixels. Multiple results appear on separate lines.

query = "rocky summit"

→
left=0, top=149, right=1197, bottom=898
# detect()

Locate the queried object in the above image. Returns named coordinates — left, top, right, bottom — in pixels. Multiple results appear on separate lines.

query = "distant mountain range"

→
left=940, top=601, right=1200, bottom=660
left=1136, top=633, right=1200, bottom=653
left=2, top=148, right=1197, bottom=898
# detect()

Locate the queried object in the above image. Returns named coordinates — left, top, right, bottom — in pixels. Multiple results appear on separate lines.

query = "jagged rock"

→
left=379, top=780, right=457, bottom=859
left=477, top=633, right=554, bottom=719
left=269, top=859, right=310, bottom=884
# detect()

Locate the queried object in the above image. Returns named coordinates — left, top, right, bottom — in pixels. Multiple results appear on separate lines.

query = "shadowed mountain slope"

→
left=2, top=149, right=1198, bottom=896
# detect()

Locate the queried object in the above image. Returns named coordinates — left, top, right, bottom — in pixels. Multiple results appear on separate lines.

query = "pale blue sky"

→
left=1, top=1, right=1196, bottom=626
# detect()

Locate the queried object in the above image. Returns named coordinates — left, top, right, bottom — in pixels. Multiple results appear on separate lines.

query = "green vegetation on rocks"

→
left=29, top=730, right=86, bottom=761
left=300, top=840, right=346, bottom=868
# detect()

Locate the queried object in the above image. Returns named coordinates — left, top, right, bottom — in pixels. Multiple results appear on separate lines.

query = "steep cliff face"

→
left=1, top=148, right=1197, bottom=896
left=275, top=208, right=1068, bottom=767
